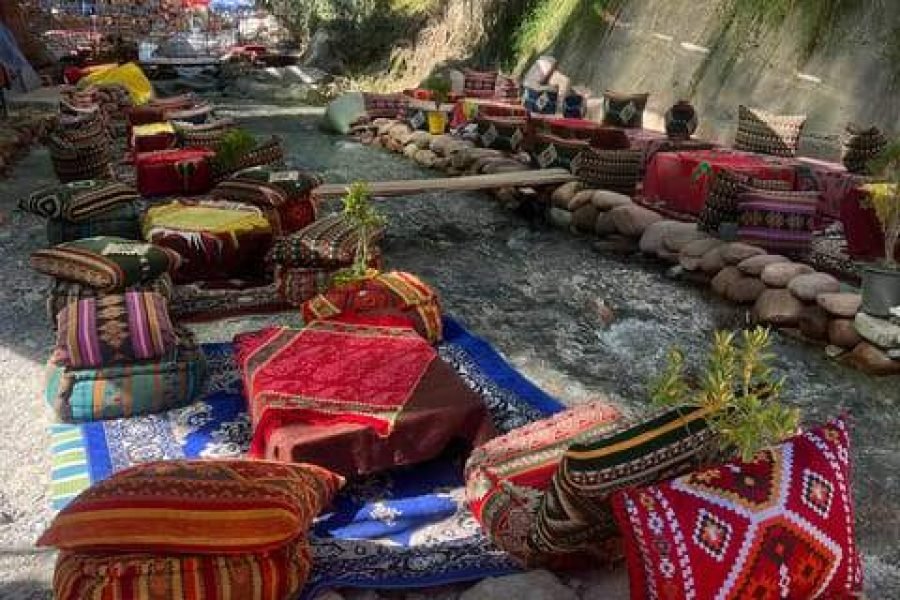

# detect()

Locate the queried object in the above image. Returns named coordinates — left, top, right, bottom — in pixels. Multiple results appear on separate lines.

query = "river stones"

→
left=551, top=181, right=583, bottom=209
left=679, top=238, right=722, bottom=271
left=726, top=276, right=767, bottom=304
left=639, top=220, right=680, bottom=255
left=591, top=190, right=633, bottom=211
left=549, top=207, right=572, bottom=229
left=595, top=212, right=618, bottom=236
left=816, top=293, right=862, bottom=318
left=414, top=149, right=438, bottom=167
left=408, top=131, right=433, bottom=149
left=829, top=318, right=863, bottom=349
left=753, top=289, right=805, bottom=326
left=788, top=272, right=841, bottom=302
left=854, top=312, right=900, bottom=349
left=662, top=225, right=708, bottom=253
left=699, top=245, right=727, bottom=274
left=610, top=205, right=663, bottom=237
left=798, top=305, right=830, bottom=341
left=720, top=242, right=767, bottom=265
left=760, top=262, right=815, bottom=288
left=737, top=254, right=790, bottom=276
left=572, top=204, right=599, bottom=232
left=840, top=342, right=900, bottom=376
left=711, top=266, right=742, bottom=296
left=568, top=189, right=598, bottom=212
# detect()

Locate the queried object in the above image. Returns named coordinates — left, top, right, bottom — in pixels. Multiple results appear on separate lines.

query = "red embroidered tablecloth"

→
left=795, top=157, right=867, bottom=223
left=643, top=149, right=798, bottom=216
left=237, top=321, right=438, bottom=455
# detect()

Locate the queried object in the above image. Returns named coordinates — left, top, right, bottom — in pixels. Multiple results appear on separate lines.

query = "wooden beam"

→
left=314, top=168, right=577, bottom=199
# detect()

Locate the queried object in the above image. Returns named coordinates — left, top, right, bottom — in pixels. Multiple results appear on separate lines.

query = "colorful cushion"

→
left=531, top=133, right=591, bottom=170
left=563, top=89, right=588, bottom=119
left=531, top=405, right=722, bottom=558
left=476, top=116, right=528, bottom=152
left=363, top=92, right=409, bottom=119
left=698, top=169, right=794, bottom=234
left=46, top=329, right=206, bottom=423
left=212, top=136, right=285, bottom=181
left=46, top=202, right=142, bottom=246
left=464, top=401, right=623, bottom=565
left=135, top=148, right=216, bottom=197
left=601, top=91, right=649, bottom=128
left=131, top=121, right=177, bottom=152
left=737, top=189, right=819, bottom=256
left=463, top=69, right=499, bottom=97
left=54, top=535, right=311, bottom=600
left=523, top=84, right=559, bottom=115
left=175, top=117, right=237, bottom=148
left=572, top=148, right=644, bottom=196
left=495, top=74, right=521, bottom=102
left=30, top=237, right=182, bottom=292
left=46, top=275, right=174, bottom=328
left=19, top=180, right=139, bottom=222
left=167, top=102, right=213, bottom=125
left=47, top=133, right=113, bottom=183
left=267, top=213, right=386, bottom=268
left=38, top=459, right=343, bottom=554
left=302, top=271, right=443, bottom=343
left=611, top=416, right=862, bottom=600
left=734, top=105, right=807, bottom=158
left=841, top=124, right=887, bottom=174
left=275, top=265, right=339, bottom=307
left=55, top=291, right=176, bottom=368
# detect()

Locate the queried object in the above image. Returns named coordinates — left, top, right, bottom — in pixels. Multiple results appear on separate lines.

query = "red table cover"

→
left=840, top=186, right=900, bottom=261
left=134, top=148, right=215, bottom=197
left=643, top=149, right=798, bottom=216
left=796, top=157, right=867, bottom=223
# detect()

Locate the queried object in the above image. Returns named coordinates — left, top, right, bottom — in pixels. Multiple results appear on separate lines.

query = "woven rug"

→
left=48, top=317, right=563, bottom=596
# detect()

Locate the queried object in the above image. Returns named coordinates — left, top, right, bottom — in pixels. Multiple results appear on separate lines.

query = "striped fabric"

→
left=55, top=292, right=176, bottom=368
left=39, top=459, right=343, bottom=554
left=45, top=331, right=206, bottom=423
left=463, top=69, right=499, bottom=98
left=46, top=202, right=142, bottom=245
left=212, top=169, right=322, bottom=236
left=49, top=426, right=91, bottom=511
left=267, top=213, right=385, bottom=268
left=572, top=148, right=644, bottom=196
left=737, top=189, right=819, bottom=256
left=530, top=133, right=590, bottom=170
left=363, top=93, right=409, bottom=119
left=698, top=169, right=794, bottom=234
left=274, top=265, right=339, bottom=307
left=46, top=275, right=174, bottom=329
left=20, top=180, right=139, bottom=222
left=531, top=405, right=722, bottom=558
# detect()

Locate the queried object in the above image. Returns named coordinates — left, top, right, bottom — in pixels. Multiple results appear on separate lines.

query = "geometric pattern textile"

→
left=733, top=105, right=806, bottom=158
left=737, top=189, right=820, bottom=257
left=266, top=213, right=385, bottom=269
left=601, top=91, right=650, bottom=129
left=19, top=179, right=139, bottom=222
left=611, top=416, right=863, bottom=600
left=697, top=169, right=794, bottom=234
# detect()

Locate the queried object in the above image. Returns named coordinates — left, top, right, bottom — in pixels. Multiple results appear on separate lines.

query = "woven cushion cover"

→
left=30, top=237, right=182, bottom=292
left=20, top=180, right=139, bottom=221
left=475, top=116, right=528, bottom=152
left=841, top=124, right=887, bottom=174
left=532, top=405, right=721, bottom=558
left=212, top=137, right=286, bottom=182
left=46, top=330, right=206, bottom=423
left=573, top=148, right=644, bottom=196
left=46, top=202, right=142, bottom=245
left=135, top=148, right=216, bottom=197
left=54, top=535, right=310, bottom=600
left=268, top=213, right=385, bottom=268
left=531, top=133, right=591, bottom=170
left=463, top=69, right=499, bottom=98
left=737, top=189, right=820, bottom=256
left=131, top=121, right=177, bottom=153
left=46, top=275, right=174, bottom=328
left=302, top=271, right=443, bottom=343
left=734, top=105, right=807, bottom=158
left=612, top=416, right=862, bottom=599
left=55, top=291, right=175, bottom=368
left=464, top=401, right=622, bottom=565
left=363, top=92, right=409, bottom=119
left=698, top=169, right=794, bottom=234
left=523, top=84, right=559, bottom=115
left=275, top=265, right=338, bottom=307
left=39, top=459, right=343, bottom=553
left=602, top=91, right=650, bottom=128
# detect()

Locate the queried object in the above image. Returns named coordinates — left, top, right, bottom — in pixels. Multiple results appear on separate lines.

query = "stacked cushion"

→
left=572, top=148, right=644, bottom=196
left=362, top=92, right=409, bottom=119
left=212, top=136, right=285, bottom=182
left=737, top=189, right=820, bottom=256
left=465, top=401, right=622, bottom=565
left=733, top=105, right=807, bottom=158
left=531, top=133, right=591, bottom=170
left=46, top=203, right=142, bottom=245
left=523, top=84, right=559, bottom=115
left=601, top=91, right=649, bottom=128
left=697, top=169, right=794, bottom=234
left=463, top=69, right=499, bottom=98
left=842, top=124, right=887, bottom=174
left=475, top=116, right=528, bottom=152
left=268, top=213, right=385, bottom=269
left=130, top=121, right=177, bottom=153
left=495, top=74, right=521, bottom=103
left=46, top=275, right=174, bottom=329
left=47, top=129, right=113, bottom=183
left=612, top=416, right=862, bottom=599
left=135, top=147, right=216, bottom=197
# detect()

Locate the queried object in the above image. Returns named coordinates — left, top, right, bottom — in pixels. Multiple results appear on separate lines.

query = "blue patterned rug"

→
left=48, top=317, right=563, bottom=596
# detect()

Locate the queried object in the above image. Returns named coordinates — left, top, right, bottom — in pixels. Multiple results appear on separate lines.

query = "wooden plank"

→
left=314, top=168, right=576, bottom=198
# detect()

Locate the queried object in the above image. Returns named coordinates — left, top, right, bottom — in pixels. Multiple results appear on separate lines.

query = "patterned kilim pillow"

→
left=54, top=535, right=311, bottom=600
left=737, top=189, right=820, bottom=257
left=495, top=74, right=521, bottom=102
left=530, top=405, right=722, bottom=558
left=464, top=69, right=499, bottom=98
left=302, top=270, right=443, bottom=343
left=531, top=133, right=591, bottom=170
left=363, top=92, right=410, bottom=119
left=733, top=105, right=807, bottom=158
left=47, top=133, right=114, bottom=183
left=46, top=202, right=143, bottom=245
left=46, top=275, right=174, bottom=328
left=572, top=148, right=644, bottom=196
left=30, top=237, right=182, bottom=292
left=563, top=89, right=589, bottom=119
left=275, top=265, right=339, bottom=307
left=611, top=416, right=862, bottom=600
left=45, top=329, right=206, bottom=423
left=601, top=91, right=650, bottom=128
left=697, top=169, right=794, bottom=234
left=267, top=213, right=386, bottom=269
left=476, top=116, right=528, bottom=152
left=523, top=84, right=559, bottom=115
left=20, top=180, right=139, bottom=222
left=464, top=401, right=623, bottom=565
left=175, top=118, right=237, bottom=148
left=39, top=459, right=343, bottom=553
left=841, top=124, right=887, bottom=174
left=55, top=291, right=176, bottom=369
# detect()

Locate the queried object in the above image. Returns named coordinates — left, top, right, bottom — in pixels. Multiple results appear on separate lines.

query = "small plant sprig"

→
left=422, top=74, right=451, bottom=108
left=212, top=129, right=257, bottom=174
left=650, top=327, right=800, bottom=462
left=865, top=140, right=900, bottom=268
left=332, top=182, right=385, bottom=286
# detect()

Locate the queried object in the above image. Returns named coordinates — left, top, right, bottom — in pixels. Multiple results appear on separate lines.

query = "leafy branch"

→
left=332, top=181, right=385, bottom=286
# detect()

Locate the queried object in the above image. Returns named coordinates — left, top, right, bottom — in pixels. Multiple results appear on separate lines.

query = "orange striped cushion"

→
left=38, top=460, right=343, bottom=554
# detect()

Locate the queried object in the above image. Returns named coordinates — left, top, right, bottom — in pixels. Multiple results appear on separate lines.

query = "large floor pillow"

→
left=267, top=213, right=385, bottom=269
left=46, top=328, right=206, bottom=423
left=737, top=189, right=819, bottom=257
left=212, top=136, right=286, bottom=182
left=531, top=133, right=591, bottom=170
left=131, top=121, right=177, bottom=153
left=733, top=105, right=807, bottom=158
left=302, top=271, right=443, bottom=344
left=20, top=180, right=140, bottom=223
left=611, top=416, right=862, bottom=600
left=274, top=265, right=338, bottom=307
left=211, top=167, right=323, bottom=236
left=143, top=200, right=274, bottom=284
left=572, top=148, right=644, bottom=196
left=234, top=320, right=495, bottom=476
left=30, top=237, right=182, bottom=293
left=464, top=401, right=623, bottom=566
left=601, top=91, right=650, bottom=129
left=476, top=116, right=528, bottom=152
left=531, top=405, right=724, bottom=559
left=135, top=148, right=216, bottom=197
left=47, top=132, right=113, bottom=183
left=47, top=202, right=142, bottom=245
left=175, top=117, right=237, bottom=149
left=697, top=169, right=794, bottom=234
left=46, top=275, right=174, bottom=328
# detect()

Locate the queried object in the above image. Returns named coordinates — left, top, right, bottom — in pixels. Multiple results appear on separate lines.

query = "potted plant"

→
left=860, top=140, right=900, bottom=317
left=422, top=75, right=451, bottom=135
left=333, top=181, right=386, bottom=286
left=650, top=327, right=799, bottom=462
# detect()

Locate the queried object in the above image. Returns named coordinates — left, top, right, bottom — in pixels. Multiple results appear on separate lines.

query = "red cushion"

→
left=134, top=148, right=215, bottom=197
left=612, top=416, right=862, bottom=600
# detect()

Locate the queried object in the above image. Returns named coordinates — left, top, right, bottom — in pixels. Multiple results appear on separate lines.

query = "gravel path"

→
left=0, top=110, right=898, bottom=598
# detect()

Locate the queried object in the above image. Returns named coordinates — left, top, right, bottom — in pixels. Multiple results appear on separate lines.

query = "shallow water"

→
left=232, top=108, right=900, bottom=592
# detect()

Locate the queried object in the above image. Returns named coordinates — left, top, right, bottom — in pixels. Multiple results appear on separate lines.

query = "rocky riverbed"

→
left=0, top=106, right=897, bottom=598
